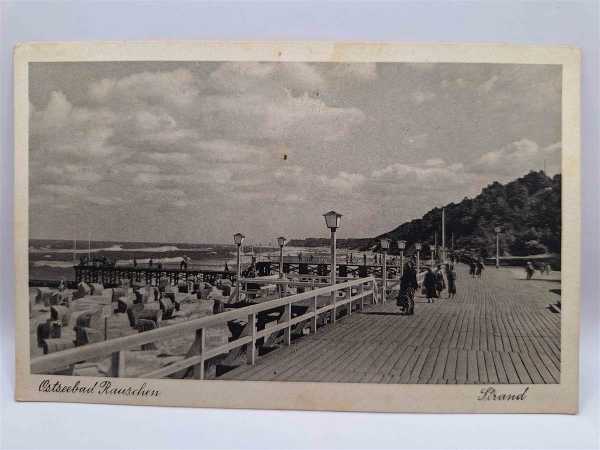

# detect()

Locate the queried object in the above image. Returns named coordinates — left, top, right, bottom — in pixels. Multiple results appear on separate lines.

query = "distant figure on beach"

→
left=363, top=254, right=367, bottom=265
left=423, top=268, right=437, bottom=303
left=133, top=257, right=138, bottom=267
left=435, top=265, right=446, bottom=297
left=446, top=264, right=457, bottom=298
left=310, top=254, right=314, bottom=262
left=397, top=261, right=418, bottom=315
left=525, top=262, right=535, bottom=280
left=298, top=252, right=302, bottom=262
left=475, top=260, right=484, bottom=279
left=157, top=262, right=162, bottom=270
left=545, top=263, right=551, bottom=275
left=149, top=258, right=154, bottom=268
left=350, top=253, right=353, bottom=263
left=58, top=278, right=65, bottom=292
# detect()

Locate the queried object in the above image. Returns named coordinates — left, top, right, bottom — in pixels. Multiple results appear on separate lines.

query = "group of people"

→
left=468, top=259, right=485, bottom=279
left=422, top=264, right=457, bottom=303
left=396, top=262, right=458, bottom=315
left=525, top=261, right=552, bottom=280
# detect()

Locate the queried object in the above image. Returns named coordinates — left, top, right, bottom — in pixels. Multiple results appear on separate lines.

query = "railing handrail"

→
left=31, top=276, right=376, bottom=374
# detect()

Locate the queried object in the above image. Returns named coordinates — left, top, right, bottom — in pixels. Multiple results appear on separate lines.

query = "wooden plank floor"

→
left=220, top=264, right=561, bottom=384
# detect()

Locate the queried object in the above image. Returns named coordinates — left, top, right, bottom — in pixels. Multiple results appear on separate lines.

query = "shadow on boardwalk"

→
left=221, top=264, right=560, bottom=384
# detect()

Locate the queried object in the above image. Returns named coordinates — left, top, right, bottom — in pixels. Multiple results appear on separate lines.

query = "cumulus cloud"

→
left=30, top=63, right=367, bottom=220
left=470, top=139, right=561, bottom=177
left=319, top=171, right=366, bottom=193
left=29, top=61, right=561, bottom=241
left=411, top=91, right=436, bottom=105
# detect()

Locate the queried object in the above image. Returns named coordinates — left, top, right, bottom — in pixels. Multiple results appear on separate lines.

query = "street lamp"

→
left=323, top=211, right=342, bottom=287
left=233, top=233, right=245, bottom=302
left=277, top=236, right=286, bottom=297
left=397, top=240, right=406, bottom=278
left=415, top=243, right=422, bottom=274
left=494, top=227, right=501, bottom=269
left=380, top=238, right=391, bottom=303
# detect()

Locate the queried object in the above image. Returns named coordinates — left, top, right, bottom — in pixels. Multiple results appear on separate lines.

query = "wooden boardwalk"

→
left=221, top=264, right=561, bottom=384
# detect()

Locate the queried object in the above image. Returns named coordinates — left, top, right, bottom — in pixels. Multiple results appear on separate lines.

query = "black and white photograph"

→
left=13, top=41, right=581, bottom=413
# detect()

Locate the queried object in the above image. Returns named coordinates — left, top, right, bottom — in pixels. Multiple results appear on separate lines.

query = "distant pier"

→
left=73, top=257, right=404, bottom=287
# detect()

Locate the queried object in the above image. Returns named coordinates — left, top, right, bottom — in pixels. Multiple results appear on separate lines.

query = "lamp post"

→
left=430, top=243, right=434, bottom=269
left=233, top=233, right=245, bottom=302
left=397, top=240, right=406, bottom=278
left=494, top=227, right=501, bottom=269
left=277, top=236, right=286, bottom=297
left=323, top=211, right=342, bottom=286
left=380, top=238, right=391, bottom=303
left=324, top=211, right=342, bottom=323
left=415, top=243, right=422, bottom=275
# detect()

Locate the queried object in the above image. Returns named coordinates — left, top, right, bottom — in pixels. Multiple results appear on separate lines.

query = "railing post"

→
left=372, top=279, right=377, bottom=304
left=347, top=285, right=352, bottom=316
left=283, top=302, right=292, bottom=346
left=247, top=313, right=256, bottom=365
left=311, top=295, right=318, bottom=334
left=191, top=328, right=205, bottom=380
left=331, top=287, right=337, bottom=324
left=110, top=351, right=126, bottom=377
left=360, top=283, right=365, bottom=311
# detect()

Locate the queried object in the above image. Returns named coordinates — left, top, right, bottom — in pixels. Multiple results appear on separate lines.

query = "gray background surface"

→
left=1, top=1, right=598, bottom=449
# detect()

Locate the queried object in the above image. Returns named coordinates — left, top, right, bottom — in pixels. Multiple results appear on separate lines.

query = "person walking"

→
left=525, top=261, right=535, bottom=280
left=475, top=259, right=485, bottom=279
left=435, top=264, right=446, bottom=297
left=446, top=264, right=457, bottom=299
left=423, top=267, right=437, bottom=304
left=397, top=261, right=418, bottom=315
left=469, top=260, right=476, bottom=278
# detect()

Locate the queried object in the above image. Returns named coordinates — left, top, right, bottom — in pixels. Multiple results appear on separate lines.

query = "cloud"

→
left=209, top=62, right=324, bottom=93
left=470, top=139, right=561, bottom=177
left=371, top=160, right=468, bottom=188
left=319, top=171, right=366, bottom=193
left=88, top=68, right=200, bottom=108
left=29, top=61, right=561, bottom=241
left=424, top=158, right=445, bottom=167
left=411, top=91, right=436, bottom=105
left=403, top=133, right=429, bottom=149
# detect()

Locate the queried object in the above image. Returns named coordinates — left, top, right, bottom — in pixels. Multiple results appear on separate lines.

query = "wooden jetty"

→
left=222, top=264, right=561, bottom=384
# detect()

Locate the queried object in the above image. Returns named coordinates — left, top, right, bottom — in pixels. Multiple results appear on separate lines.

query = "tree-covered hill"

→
left=377, top=171, right=561, bottom=258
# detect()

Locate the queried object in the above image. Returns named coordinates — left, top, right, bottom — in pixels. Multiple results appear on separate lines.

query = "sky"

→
left=29, top=61, right=562, bottom=244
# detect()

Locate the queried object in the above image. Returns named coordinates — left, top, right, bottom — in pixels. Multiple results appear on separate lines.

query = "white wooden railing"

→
left=31, top=277, right=376, bottom=380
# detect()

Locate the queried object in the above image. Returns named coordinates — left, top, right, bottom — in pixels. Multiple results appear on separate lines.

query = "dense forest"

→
left=376, top=171, right=561, bottom=258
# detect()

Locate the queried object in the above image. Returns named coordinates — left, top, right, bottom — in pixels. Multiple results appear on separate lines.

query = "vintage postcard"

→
left=14, top=41, right=581, bottom=413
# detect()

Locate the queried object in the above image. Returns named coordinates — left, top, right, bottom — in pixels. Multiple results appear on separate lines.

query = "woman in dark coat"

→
left=476, top=260, right=485, bottom=279
left=397, top=262, right=418, bottom=315
left=446, top=264, right=457, bottom=298
left=423, top=268, right=437, bottom=303
left=435, top=265, right=446, bottom=297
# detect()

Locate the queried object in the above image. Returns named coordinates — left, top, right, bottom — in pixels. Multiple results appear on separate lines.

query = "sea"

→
left=29, top=239, right=332, bottom=283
